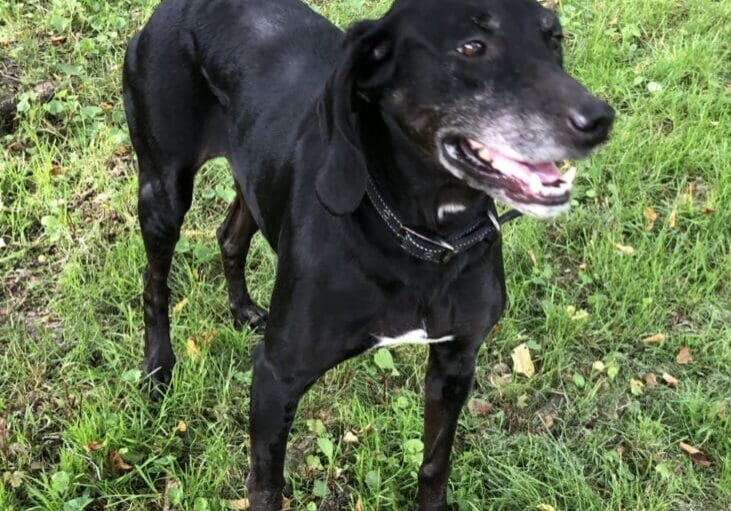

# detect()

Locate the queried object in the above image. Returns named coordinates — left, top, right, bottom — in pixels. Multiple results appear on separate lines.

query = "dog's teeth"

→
left=562, top=166, right=577, bottom=184
left=468, top=139, right=484, bottom=150
left=527, top=172, right=543, bottom=194
left=478, top=148, right=492, bottom=162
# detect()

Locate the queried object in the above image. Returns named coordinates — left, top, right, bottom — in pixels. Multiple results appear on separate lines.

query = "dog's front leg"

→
left=247, top=343, right=322, bottom=510
left=415, top=341, right=481, bottom=511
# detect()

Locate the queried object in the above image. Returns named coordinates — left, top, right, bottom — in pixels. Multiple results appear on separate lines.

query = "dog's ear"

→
left=315, top=21, right=393, bottom=215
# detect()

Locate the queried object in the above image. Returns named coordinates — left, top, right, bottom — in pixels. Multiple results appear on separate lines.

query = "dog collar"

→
left=364, top=177, right=522, bottom=264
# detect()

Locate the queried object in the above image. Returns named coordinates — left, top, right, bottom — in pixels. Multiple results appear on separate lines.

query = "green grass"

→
left=1, top=0, right=729, bottom=509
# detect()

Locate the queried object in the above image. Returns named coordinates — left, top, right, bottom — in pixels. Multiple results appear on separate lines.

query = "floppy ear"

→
left=315, top=21, right=392, bottom=215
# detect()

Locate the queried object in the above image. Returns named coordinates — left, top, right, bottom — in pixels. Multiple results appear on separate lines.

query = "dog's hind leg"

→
left=216, top=187, right=268, bottom=330
left=123, top=29, right=224, bottom=396
left=135, top=163, right=195, bottom=394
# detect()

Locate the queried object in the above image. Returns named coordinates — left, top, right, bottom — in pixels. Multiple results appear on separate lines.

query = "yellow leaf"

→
left=630, top=378, right=645, bottom=396
left=175, top=421, right=187, bottom=433
left=592, top=361, right=606, bottom=372
left=613, top=243, right=636, bottom=255
left=511, top=343, right=535, bottom=378
left=355, top=499, right=364, bottom=511
left=642, top=333, right=666, bottom=344
left=226, top=499, right=250, bottom=510
left=643, top=207, right=658, bottom=230
left=172, top=298, right=189, bottom=315
left=676, top=347, right=692, bottom=365
left=668, top=209, right=677, bottom=228
left=343, top=430, right=359, bottom=444
left=541, top=414, right=555, bottom=429
left=537, top=505, right=557, bottom=511
left=662, top=372, right=679, bottom=387
left=644, top=373, right=658, bottom=388
left=186, top=338, right=201, bottom=361
left=83, top=440, right=104, bottom=453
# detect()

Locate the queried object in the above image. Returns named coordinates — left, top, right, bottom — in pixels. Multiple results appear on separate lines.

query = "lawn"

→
left=1, top=0, right=729, bottom=510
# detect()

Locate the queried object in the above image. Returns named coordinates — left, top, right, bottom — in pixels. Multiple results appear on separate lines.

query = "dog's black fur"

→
left=123, top=0, right=613, bottom=508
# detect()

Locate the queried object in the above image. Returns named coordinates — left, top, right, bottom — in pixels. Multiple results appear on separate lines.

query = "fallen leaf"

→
left=175, top=421, right=187, bottom=433
left=343, top=430, right=359, bottom=444
left=643, top=207, right=658, bottom=230
left=100, top=102, right=113, bottom=110
left=2, top=471, right=23, bottom=488
left=642, top=333, right=666, bottom=344
left=541, top=414, right=555, bottom=429
left=511, top=343, right=535, bottom=378
left=668, top=210, right=677, bottom=228
left=630, top=378, right=645, bottom=396
left=644, top=373, right=658, bottom=388
left=226, top=499, right=249, bottom=510
left=355, top=498, right=364, bottom=511
left=490, top=372, right=512, bottom=387
left=83, top=440, right=104, bottom=453
left=536, top=504, right=556, bottom=511
left=676, top=347, right=692, bottom=365
left=107, top=450, right=133, bottom=471
left=468, top=398, right=493, bottom=417
left=186, top=338, right=201, bottom=361
left=51, top=36, right=66, bottom=46
left=281, top=497, right=291, bottom=510
left=114, top=146, right=129, bottom=156
left=592, top=361, right=606, bottom=372
left=172, top=298, right=189, bottom=315
left=662, top=372, right=679, bottom=387
left=489, top=363, right=512, bottom=387
left=51, top=164, right=69, bottom=176
left=616, top=444, right=626, bottom=457
left=715, top=402, right=727, bottom=419
left=528, top=250, right=538, bottom=267
left=679, top=442, right=712, bottom=467
left=614, top=243, right=636, bottom=255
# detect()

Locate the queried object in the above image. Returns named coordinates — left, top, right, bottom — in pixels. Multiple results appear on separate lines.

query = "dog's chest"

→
left=366, top=276, right=501, bottom=348
left=373, top=328, right=455, bottom=348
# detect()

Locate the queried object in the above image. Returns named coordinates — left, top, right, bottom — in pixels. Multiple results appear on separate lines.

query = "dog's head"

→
left=316, top=0, right=615, bottom=218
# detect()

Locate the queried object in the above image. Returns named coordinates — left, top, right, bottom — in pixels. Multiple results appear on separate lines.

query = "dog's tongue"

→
left=491, top=151, right=562, bottom=185
left=531, top=162, right=563, bottom=184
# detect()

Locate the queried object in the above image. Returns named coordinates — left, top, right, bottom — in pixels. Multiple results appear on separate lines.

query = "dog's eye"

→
left=457, top=41, right=486, bottom=57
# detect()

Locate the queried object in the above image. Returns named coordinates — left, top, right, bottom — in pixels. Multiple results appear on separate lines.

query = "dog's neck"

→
left=362, top=112, right=492, bottom=235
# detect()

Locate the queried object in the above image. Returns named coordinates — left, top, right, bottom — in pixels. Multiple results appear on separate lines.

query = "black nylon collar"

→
left=364, top=177, right=522, bottom=264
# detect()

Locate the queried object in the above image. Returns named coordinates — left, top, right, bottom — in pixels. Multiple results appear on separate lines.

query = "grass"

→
left=0, top=0, right=729, bottom=509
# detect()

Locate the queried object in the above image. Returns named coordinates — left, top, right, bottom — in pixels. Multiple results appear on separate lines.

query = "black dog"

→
left=123, top=0, right=613, bottom=508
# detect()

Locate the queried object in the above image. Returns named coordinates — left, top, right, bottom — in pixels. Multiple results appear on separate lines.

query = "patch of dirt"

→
left=0, top=56, right=20, bottom=93
left=319, top=483, right=350, bottom=511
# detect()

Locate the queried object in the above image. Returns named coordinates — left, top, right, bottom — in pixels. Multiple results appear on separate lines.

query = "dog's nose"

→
left=568, top=101, right=615, bottom=146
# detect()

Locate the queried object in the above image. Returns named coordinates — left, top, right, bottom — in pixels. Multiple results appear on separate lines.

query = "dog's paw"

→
left=140, top=360, right=174, bottom=401
left=232, top=304, right=268, bottom=332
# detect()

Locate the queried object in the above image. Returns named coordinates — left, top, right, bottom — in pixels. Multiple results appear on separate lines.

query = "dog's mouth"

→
left=441, top=136, right=575, bottom=215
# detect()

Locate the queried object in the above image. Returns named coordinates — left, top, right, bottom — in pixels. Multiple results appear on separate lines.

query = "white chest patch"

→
left=437, top=203, right=467, bottom=222
left=374, top=329, right=455, bottom=348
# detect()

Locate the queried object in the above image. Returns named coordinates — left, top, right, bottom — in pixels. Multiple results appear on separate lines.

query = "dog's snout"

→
left=567, top=100, right=615, bottom=145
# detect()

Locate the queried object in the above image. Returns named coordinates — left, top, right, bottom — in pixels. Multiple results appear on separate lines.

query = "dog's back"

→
left=123, top=0, right=346, bottom=246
